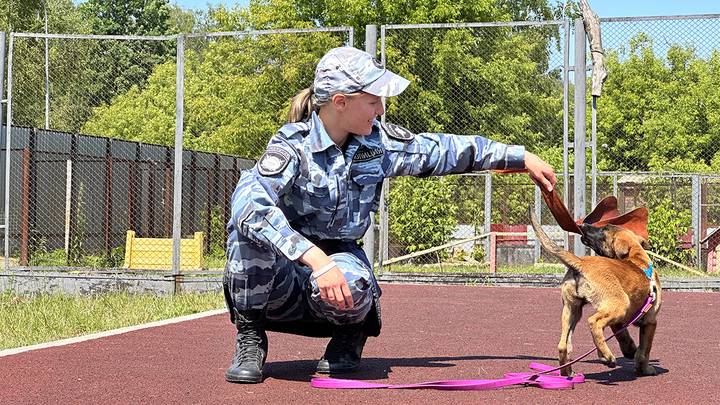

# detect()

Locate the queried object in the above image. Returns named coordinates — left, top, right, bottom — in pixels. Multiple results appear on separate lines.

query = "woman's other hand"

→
left=525, top=152, right=556, bottom=192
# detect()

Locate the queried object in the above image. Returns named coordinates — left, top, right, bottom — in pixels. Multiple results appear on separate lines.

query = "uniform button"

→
left=288, top=245, right=296, bottom=255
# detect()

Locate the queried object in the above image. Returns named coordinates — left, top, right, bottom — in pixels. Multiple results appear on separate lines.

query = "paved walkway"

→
left=2, top=284, right=718, bottom=404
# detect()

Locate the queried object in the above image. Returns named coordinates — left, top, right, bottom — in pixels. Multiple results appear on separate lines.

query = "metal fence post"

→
left=573, top=18, right=587, bottom=256
left=562, top=19, right=571, bottom=251
left=377, top=25, right=389, bottom=274
left=1, top=33, right=12, bottom=272
left=534, top=186, right=541, bottom=263
left=484, top=173, right=492, bottom=258
left=0, top=31, right=6, bottom=271
left=692, top=174, right=701, bottom=270
left=362, top=25, right=377, bottom=267
left=171, top=35, right=185, bottom=289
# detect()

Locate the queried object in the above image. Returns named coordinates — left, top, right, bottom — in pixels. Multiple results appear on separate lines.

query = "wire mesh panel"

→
left=5, top=33, right=179, bottom=270
left=597, top=15, right=720, bottom=173
left=380, top=21, right=568, bottom=267
left=181, top=28, right=353, bottom=268
left=595, top=15, right=720, bottom=269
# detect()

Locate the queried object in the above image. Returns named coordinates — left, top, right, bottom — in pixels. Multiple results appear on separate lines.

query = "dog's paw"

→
left=560, top=367, right=575, bottom=377
left=621, top=347, right=637, bottom=359
left=601, top=354, right=617, bottom=368
left=620, top=344, right=637, bottom=359
left=636, top=364, right=657, bottom=376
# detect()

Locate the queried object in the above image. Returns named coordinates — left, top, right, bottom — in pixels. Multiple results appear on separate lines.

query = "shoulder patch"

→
left=257, top=146, right=292, bottom=176
left=382, top=123, right=415, bottom=142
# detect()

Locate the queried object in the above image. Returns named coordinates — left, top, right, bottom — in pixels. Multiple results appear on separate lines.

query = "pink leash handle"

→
left=311, top=296, right=654, bottom=391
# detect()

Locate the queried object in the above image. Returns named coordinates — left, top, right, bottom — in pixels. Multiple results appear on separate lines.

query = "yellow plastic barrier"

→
left=123, top=230, right=205, bottom=270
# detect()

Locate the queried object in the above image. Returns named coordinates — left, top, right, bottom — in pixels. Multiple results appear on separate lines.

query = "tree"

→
left=5, top=0, right=92, bottom=129
left=597, top=33, right=720, bottom=173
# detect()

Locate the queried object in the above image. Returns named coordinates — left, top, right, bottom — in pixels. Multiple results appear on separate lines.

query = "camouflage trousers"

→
left=223, top=232, right=375, bottom=327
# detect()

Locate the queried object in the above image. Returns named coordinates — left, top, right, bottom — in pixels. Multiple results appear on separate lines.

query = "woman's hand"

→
left=300, top=246, right=354, bottom=310
left=314, top=265, right=354, bottom=310
left=525, top=152, right=556, bottom=192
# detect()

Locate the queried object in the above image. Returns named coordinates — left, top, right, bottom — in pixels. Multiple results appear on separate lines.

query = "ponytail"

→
left=287, top=87, right=317, bottom=123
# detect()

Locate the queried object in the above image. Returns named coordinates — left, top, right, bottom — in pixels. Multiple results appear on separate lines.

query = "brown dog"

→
left=529, top=212, right=662, bottom=376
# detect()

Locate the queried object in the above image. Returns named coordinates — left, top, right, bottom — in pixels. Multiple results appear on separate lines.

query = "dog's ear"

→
left=612, top=235, right=631, bottom=259
left=638, top=237, right=650, bottom=250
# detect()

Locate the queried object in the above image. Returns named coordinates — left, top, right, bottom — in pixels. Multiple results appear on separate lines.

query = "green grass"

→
left=0, top=291, right=225, bottom=350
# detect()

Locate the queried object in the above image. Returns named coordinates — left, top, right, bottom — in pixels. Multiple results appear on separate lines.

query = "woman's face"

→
left=341, top=92, right=385, bottom=136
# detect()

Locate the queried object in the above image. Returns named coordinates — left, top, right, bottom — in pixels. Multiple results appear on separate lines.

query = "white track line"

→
left=0, top=308, right=227, bottom=358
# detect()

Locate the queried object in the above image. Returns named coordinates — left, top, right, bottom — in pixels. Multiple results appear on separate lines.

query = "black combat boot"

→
left=316, top=322, right=367, bottom=374
left=225, top=310, right=268, bottom=383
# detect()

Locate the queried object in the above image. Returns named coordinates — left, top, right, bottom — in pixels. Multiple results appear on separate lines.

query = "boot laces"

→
left=235, top=323, right=264, bottom=364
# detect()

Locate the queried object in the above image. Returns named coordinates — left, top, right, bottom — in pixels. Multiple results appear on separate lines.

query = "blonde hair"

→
left=287, top=88, right=365, bottom=123
left=287, top=87, right=320, bottom=123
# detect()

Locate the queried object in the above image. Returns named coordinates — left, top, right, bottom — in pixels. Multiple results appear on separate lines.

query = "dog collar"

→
left=642, top=262, right=654, bottom=279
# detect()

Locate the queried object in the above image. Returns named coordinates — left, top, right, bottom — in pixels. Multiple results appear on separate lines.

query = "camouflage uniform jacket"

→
left=229, top=111, right=526, bottom=262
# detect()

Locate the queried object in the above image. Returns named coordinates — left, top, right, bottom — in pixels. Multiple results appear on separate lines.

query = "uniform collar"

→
left=308, top=111, right=337, bottom=153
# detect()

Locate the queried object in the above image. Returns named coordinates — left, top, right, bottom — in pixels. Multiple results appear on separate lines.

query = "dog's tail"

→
left=528, top=208, right=584, bottom=270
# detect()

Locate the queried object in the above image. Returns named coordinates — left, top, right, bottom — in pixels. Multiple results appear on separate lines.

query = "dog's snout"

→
left=580, top=223, right=600, bottom=235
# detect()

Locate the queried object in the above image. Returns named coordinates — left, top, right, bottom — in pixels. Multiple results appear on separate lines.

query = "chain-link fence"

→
left=589, top=15, right=720, bottom=270
left=2, top=16, right=720, bottom=277
left=378, top=21, right=569, bottom=267
left=597, top=15, right=720, bottom=173
left=181, top=28, right=353, bottom=268
left=1, top=28, right=352, bottom=273
left=4, top=33, right=180, bottom=271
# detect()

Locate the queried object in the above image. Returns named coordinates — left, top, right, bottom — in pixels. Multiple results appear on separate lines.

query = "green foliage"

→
left=389, top=176, right=458, bottom=253
left=201, top=205, right=227, bottom=258
left=68, top=183, right=87, bottom=266
left=471, top=243, right=485, bottom=262
left=82, top=31, right=344, bottom=157
left=80, top=0, right=172, bottom=36
left=598, top=34, right=720, bottom=172
left=78, top=0, right=563, bottom=159
left=647, top=197, right=693, bottom=264
left=29, top=246, right=125, bottom=269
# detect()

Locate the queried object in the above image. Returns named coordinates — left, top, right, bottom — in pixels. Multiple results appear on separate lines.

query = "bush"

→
left=389, top=176, right=459, bottom=254
left=647, top=197, right=693, bottom=264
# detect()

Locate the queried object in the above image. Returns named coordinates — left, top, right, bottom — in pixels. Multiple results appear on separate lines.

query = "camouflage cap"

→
left=313, top=46, right=410, bottom=102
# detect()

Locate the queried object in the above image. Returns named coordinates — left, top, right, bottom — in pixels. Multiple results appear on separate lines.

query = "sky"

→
left=171, top=0, right=720, bottom=18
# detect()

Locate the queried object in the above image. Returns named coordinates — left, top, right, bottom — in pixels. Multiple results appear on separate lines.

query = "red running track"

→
left=2, top=284, right=719, bottom=404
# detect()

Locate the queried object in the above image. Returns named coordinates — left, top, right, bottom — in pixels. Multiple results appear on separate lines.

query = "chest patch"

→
left=353, top=147, right=384, bottom=162
left=258, top=146, right=292, bottom=176
left=382, top=123, right=415, bottom=141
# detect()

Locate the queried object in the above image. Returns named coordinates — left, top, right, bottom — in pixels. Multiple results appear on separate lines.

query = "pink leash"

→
left=311, top=296, right=655, bottom=391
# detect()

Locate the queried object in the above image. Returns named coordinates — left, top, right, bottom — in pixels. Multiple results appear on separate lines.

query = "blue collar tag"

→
left=643, top=262, right=654, bottom=279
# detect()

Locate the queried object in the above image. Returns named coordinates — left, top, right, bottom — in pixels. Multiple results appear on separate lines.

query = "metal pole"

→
left=562, top=19, right=570, bottom=250
left=44, top=5, right=50, bottom=129
left=347, top=28, right=354, bottom=47
left=692, top=175, right=701, bottom=270
left=3, top=34, right=12, bottom=271
left=362, top=25, right=377, bottom=267
left=484, top=174, right=492, bottom=258
left=613, top=173, right=618, bottom=198
left=0, top=32, right=5, bottom=270
left=377, top=26, right=388, bottom=273
left=573, top=18, right=587, bottom=256
left=171, top=35, right=185, bottom=285
left=591, top=96, right=597, bottom=208
left=534, top=186, right=541, bottom=262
